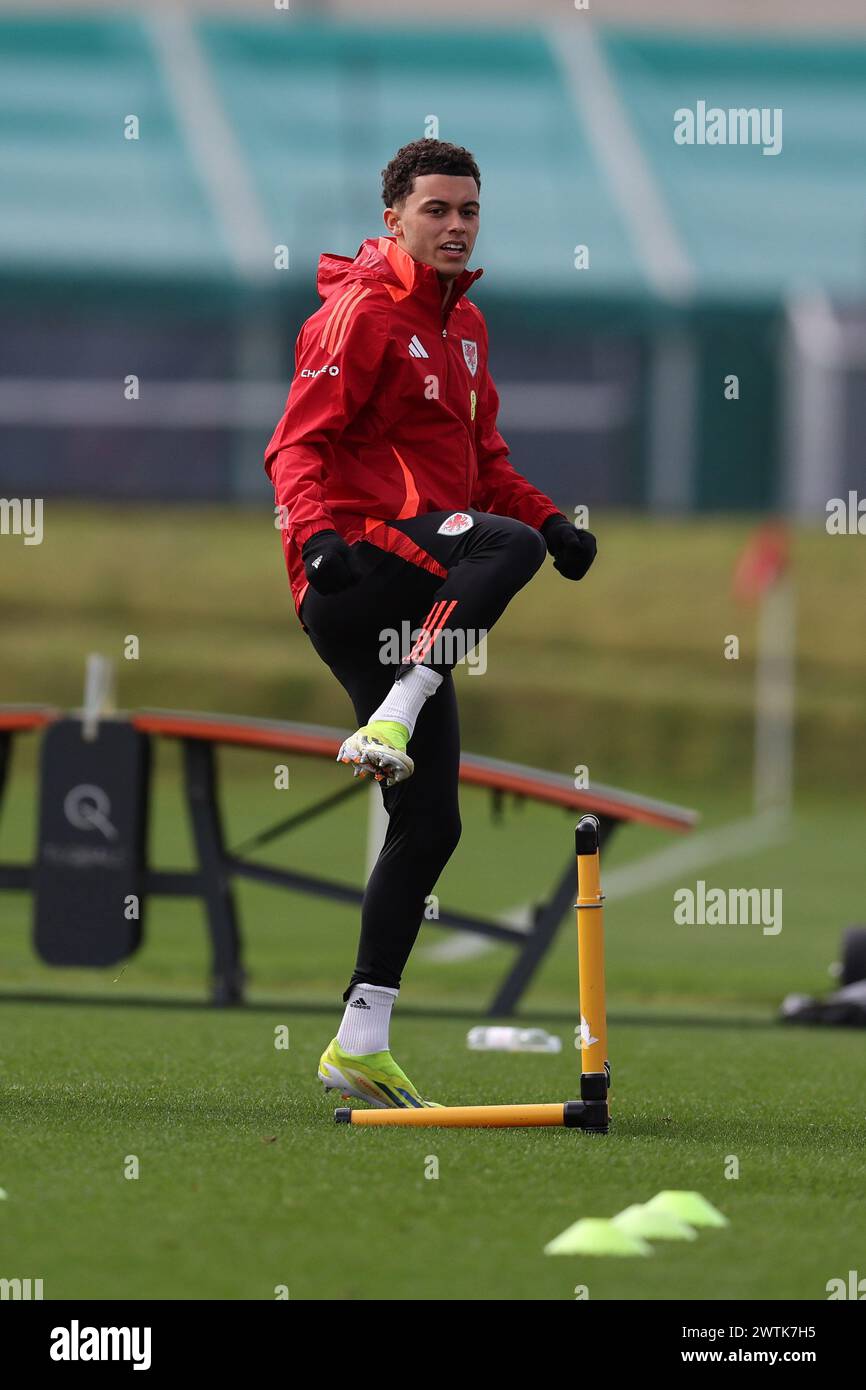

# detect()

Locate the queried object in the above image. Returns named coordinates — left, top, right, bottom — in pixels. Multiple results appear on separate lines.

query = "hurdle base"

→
left=564, top=1099, right=609, bottom=1133
left=335, top=1098, right=609, bottom=1131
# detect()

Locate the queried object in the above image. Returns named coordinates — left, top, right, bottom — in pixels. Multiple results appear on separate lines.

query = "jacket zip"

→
left=439, top=323, right=474, bottom=506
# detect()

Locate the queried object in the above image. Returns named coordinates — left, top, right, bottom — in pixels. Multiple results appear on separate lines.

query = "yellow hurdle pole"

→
left=333, top=822, right=611, bottom=1132
left=335, top=1103, right=571, bottom=1128
left=575, top=815, right=610, bottom=1124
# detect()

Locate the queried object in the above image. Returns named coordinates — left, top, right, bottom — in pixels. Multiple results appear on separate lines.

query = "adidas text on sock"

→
left=336, top=982, right=399, bottom=1053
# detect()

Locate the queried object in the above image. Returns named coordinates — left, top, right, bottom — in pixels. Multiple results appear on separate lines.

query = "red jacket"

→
left=265, top=235, right=561, bottom=617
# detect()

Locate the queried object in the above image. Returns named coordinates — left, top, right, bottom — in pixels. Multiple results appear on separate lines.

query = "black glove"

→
left=301, top=529, right=362, bottom=595
left=540, top=513, right=597, bottom=582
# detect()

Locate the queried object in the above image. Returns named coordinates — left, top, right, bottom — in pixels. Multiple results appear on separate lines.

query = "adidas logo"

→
left=311, top=555, right=323, bottom=568
left=408, top=335, right=429, bottom=358
left=349, top=997, right=371, bottom=1010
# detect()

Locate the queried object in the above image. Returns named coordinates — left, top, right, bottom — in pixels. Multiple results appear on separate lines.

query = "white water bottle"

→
left=466, top=1027, right=562, bottom=1053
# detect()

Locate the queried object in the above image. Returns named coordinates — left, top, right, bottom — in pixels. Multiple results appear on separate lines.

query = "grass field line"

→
left=601, top=808, right=791, bottom=901
left=422, top=903, right=534, bottom=963
left=421, top=810, right=790, bottom=965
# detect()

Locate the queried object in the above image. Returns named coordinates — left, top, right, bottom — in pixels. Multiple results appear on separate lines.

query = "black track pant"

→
left=299, top=510, right=547, bottom=999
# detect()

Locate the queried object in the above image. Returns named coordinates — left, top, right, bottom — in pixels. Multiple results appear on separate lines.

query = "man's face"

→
left=384, top=173, right=480, bottom=280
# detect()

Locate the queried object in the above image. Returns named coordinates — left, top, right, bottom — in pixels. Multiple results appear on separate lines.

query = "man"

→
left=265, top=139, right=596, bottom=1108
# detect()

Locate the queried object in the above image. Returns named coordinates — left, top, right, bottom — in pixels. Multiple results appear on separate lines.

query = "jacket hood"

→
left=316, top=236, right=483, bottom=306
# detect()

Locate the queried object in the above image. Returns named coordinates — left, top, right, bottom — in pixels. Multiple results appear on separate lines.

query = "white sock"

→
left=368, top=664, right=443, bottom=740
left=337, top=983, right=398, bottom=1054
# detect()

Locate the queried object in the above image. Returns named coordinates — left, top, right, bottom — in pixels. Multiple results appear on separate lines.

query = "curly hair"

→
left=381, top=139, right=481, bottom=207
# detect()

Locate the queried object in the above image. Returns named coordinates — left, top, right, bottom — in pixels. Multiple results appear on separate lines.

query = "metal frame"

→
left=0, top=707, right=696, bottom=1015
left=149, top=738, right=619, bottom=1013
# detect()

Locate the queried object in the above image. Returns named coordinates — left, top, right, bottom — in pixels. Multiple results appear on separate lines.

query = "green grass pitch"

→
left=1, top=505, right=864, bottom=1299
left=2, top=758, right=865, bottom=1300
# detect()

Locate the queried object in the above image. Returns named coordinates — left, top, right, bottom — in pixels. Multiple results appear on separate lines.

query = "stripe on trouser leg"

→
left=408, top=601, right=446, bottom=662
left=408, top=599, right=458, bottom=664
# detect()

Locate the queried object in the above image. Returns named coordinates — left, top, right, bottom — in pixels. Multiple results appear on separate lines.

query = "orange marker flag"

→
left=732, top=522, right=790, bottom=604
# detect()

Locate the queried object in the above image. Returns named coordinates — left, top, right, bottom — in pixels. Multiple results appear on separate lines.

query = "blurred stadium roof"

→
left=1, top=12, right=865, bottom=304
left=9, top=0, right=866, bottom=27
